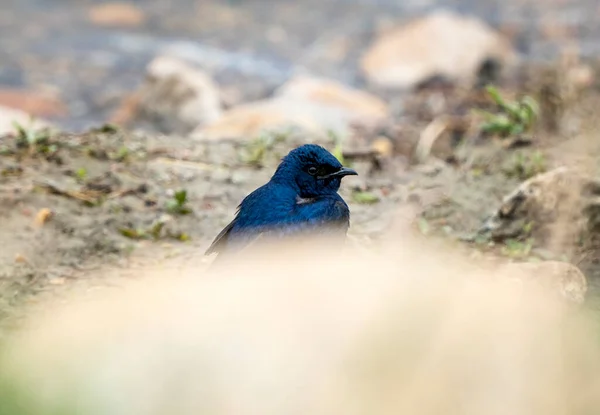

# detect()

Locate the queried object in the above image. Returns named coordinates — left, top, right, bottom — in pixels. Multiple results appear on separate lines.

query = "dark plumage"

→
left=206, top=144, right=358, bottom=258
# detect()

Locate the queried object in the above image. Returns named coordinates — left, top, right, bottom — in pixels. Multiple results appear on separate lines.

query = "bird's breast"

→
left=295, top=195, right=317, bottom=205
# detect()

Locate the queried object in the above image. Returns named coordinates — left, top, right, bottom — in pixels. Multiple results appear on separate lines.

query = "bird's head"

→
left=271, top=144, right=358, bottom=197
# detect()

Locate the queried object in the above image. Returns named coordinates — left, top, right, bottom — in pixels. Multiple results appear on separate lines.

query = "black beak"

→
left=318, top=167, right=358, bottom=180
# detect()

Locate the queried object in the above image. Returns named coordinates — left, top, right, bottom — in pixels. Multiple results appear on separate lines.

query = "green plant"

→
left=109, top=146, right=130, bottom=162
left=119, top=217, right=190, bottom=242
left=328, top=130, right=347, bottom=166
left=352, top=190, right=379, bottom=204
left=417, top=217, right=431, bottom=235
left=91, top=123, right=120, bottom=134
left=477, top=85, right=539, bottom=138
left=119, top=220, right=165, bottom=241
left=241, top=128, right=292, bottom=167
left=12, top=120, right=57, bottom=155
left=75, top=168, right=88, bottom=182
left=165, top=190, right=192, bottom=215
left=501, top=238, right=534, bottom=258
left=503, top=150, right=547, bottom=180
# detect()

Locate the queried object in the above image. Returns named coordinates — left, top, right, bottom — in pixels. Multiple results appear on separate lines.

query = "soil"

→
left=2, top=70, right=600, bottom=334
left=2, top=0, right=600, bottom=334
left=0, top=125, right=407, bottom=331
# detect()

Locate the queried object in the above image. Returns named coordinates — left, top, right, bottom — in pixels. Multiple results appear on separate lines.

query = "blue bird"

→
left=205, top=144, right=358, bottom=259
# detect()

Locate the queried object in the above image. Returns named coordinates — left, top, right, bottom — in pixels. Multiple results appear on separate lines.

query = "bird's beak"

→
left=318, top=167, right=358, bottom=180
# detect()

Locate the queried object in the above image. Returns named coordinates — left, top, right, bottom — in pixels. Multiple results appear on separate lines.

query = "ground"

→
left=1, top=63, right=600, bottom=334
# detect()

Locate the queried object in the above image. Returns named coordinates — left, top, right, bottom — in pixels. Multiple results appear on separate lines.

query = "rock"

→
left=109, top=93, right=141, bottom=126
left=34, top=208, right=54, bottom=227
left=14, top=254, right=28, bottom=264
left=274, top=76, right=388, bottom=121
left=529, top=47, right=595, bottom=133
left=0, top=88, right=67, bottom=118
left=414, top=117, right=449, bottom=163
left=371, top=136, right=394, bottom=158
left=88, top=2, right=146, bottom=28
left=193, top=99, right=318, bottom=140
left=360, top=10, right=518, bottom=89
left=502, top=261, right=587, bottom=304
left=134, top=56, right=223, bottom=135
left=0, top=106, right=50, bottom=135
left=482, top=167, right=600, bottom=252
left=193, top=76, right=389, bottom=140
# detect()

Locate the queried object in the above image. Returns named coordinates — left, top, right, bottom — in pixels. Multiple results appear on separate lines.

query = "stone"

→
left=192, top=99, right=318, bottom=140
left=88, top=2, right=146, bottom=28
left=482, top=167, right=600, bottom=253
left=0, top=106, right=51, bottom=136
left=34, top=208, right=53, bottom=227
left=0, top=88, right=67, bottom=118
left=135, top=56, right=222, bottom=134
left=360, top=10, right=518, bottom=89
left=193, top=76, right=389, bottom=140
left=274, top=76, right=388, bottom=121
left=371, top=136, right=394, bottom=158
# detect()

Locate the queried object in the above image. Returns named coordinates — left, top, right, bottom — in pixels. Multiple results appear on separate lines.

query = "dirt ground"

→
left=1, top=57, right=600, bottom=334
left=0, top=125, right=403, bottom=330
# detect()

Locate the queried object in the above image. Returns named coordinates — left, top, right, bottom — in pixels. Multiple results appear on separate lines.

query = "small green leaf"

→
left=332, top=143, right=345, bottom=166
left=479, top=86, right=540, bottom=139
left=119, top=228, right=143, bottom=239
left=173, top=232, right=190, bottom=242
left=174, top=190, right=187, bottom=205
left=485, top=85, right=505, bottom=106
left=502, top=238, right=534, bottom=258
left=179, top=207, right=193, bottom=215
left=93, top=123, right=120, bottom=134
left=150, top=221, right=165, bottom=240
left=328, top=130, right=347, bottom=166
left=352, top=191, right=380, bottom=204
left=417, top=217, right=431, bottom=235
left=75, top=168, right=87, bottom=181
left=502, top=102, right=522, bottom=120
left=165, top=199, right=178, bottom=212
left=166, top=190, right=192, bottom=215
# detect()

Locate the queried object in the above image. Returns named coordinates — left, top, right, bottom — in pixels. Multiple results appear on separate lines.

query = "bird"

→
left=205, top=144, right=358, bottom=260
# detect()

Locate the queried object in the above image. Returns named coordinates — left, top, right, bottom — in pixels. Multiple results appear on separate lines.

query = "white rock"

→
left=274, top=75, right=388, bottom=121
left=193, top=76, right=389, bottom=140
left=0, top=106, right=50, bottom=135
left=483, top=167, right=600, bottom=257
left=483, top=167, right=589, bottom=234
left=138, top=55, right=222, bottom=134
left=360, top=10, right=518, bottom=89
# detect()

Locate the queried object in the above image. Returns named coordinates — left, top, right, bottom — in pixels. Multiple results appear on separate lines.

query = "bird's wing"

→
left=205, top=188, right=350, bottom=257
left=204, top=218, right=236, bottom=255
left=205, top=184, right=282, bottom=256
left=206, top=219, right=272, bottom=258
left=204, top=198, right=270, bottom=256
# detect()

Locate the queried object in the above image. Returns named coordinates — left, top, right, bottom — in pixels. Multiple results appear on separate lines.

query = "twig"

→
left=151, top=157, right=215, bottom=171
left=34, top=180, right=102, bottom=204
left=414, top=117, right=449, bottom=163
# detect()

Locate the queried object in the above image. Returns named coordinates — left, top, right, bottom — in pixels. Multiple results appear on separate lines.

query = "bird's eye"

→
left=307, top=166, right=318, bottom=176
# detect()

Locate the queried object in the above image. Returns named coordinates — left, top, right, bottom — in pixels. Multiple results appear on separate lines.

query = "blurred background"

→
left=2, top=0, right=599, bottom=132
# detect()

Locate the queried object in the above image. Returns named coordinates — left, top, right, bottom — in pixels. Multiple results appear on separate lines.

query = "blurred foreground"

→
left=2, top=226, right=599, bottom=414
